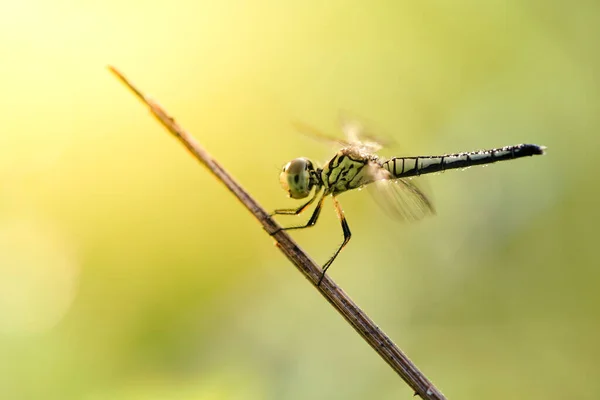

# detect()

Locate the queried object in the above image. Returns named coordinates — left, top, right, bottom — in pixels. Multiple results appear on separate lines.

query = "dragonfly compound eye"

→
left=280, top=158, right=313, bottom=199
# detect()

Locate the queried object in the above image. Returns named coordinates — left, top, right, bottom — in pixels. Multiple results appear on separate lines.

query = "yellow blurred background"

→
left=0, top=1, right=598, bottom=399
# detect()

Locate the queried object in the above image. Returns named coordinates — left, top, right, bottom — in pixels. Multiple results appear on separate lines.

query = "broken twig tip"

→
left=107, top=65, right=122, bottom=79
left=107, top=65, right=146, bottom=102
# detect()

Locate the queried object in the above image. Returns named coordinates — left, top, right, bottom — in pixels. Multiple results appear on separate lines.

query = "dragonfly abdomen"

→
left=382, top=144, right=545, bottom=179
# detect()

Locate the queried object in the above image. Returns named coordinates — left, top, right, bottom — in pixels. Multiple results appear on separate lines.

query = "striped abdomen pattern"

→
left=381, top=144, right=545, bottom=179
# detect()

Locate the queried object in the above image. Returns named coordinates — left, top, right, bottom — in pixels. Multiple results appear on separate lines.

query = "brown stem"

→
left=108, top=65, right=447, bottom=400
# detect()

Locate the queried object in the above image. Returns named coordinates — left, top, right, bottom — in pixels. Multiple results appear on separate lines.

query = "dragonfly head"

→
left=280, top=158, right=317, bottom=199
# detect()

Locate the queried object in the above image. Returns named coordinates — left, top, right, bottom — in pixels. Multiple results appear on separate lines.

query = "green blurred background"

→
left=0, top=1, right=598, bottom=399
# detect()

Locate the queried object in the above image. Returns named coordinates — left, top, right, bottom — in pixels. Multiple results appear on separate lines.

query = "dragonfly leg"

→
left=271, top=194, right=326, bottom=235
left=271, top=189, right=321, bottom=216
left=318, top=196, right=351, bottom=286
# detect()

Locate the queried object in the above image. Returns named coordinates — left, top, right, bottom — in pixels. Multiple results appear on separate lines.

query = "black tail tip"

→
left=523, top=144, right=546, bottom=156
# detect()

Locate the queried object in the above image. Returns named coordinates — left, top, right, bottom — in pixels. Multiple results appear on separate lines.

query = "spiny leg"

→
left=271, top=193, right=326, bottom=235
left=318, top=196, right=351, bottom=286
left=271, top=188, right=321, bottom=216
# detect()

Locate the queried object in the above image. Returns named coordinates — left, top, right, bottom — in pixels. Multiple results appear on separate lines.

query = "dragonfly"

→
left=271, top=121, right=545, bottom=286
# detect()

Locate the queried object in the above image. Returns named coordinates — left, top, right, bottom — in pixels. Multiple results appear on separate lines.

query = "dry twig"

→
left=108, top=65, right=447, bottom=400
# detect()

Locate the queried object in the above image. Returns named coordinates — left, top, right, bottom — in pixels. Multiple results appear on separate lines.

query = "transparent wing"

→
left=338, top=112, right=397, bottom=151
left=292, top=117, right=390, bottom=154
left=291, top=121, right=351, bottom=149
left=339, top=119, right=383, bottom=152
left=366, top=163, right=435, bottom=221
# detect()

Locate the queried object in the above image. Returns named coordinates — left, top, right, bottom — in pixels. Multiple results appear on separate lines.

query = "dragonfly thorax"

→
left=279, top=157, right=321, bottom=199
